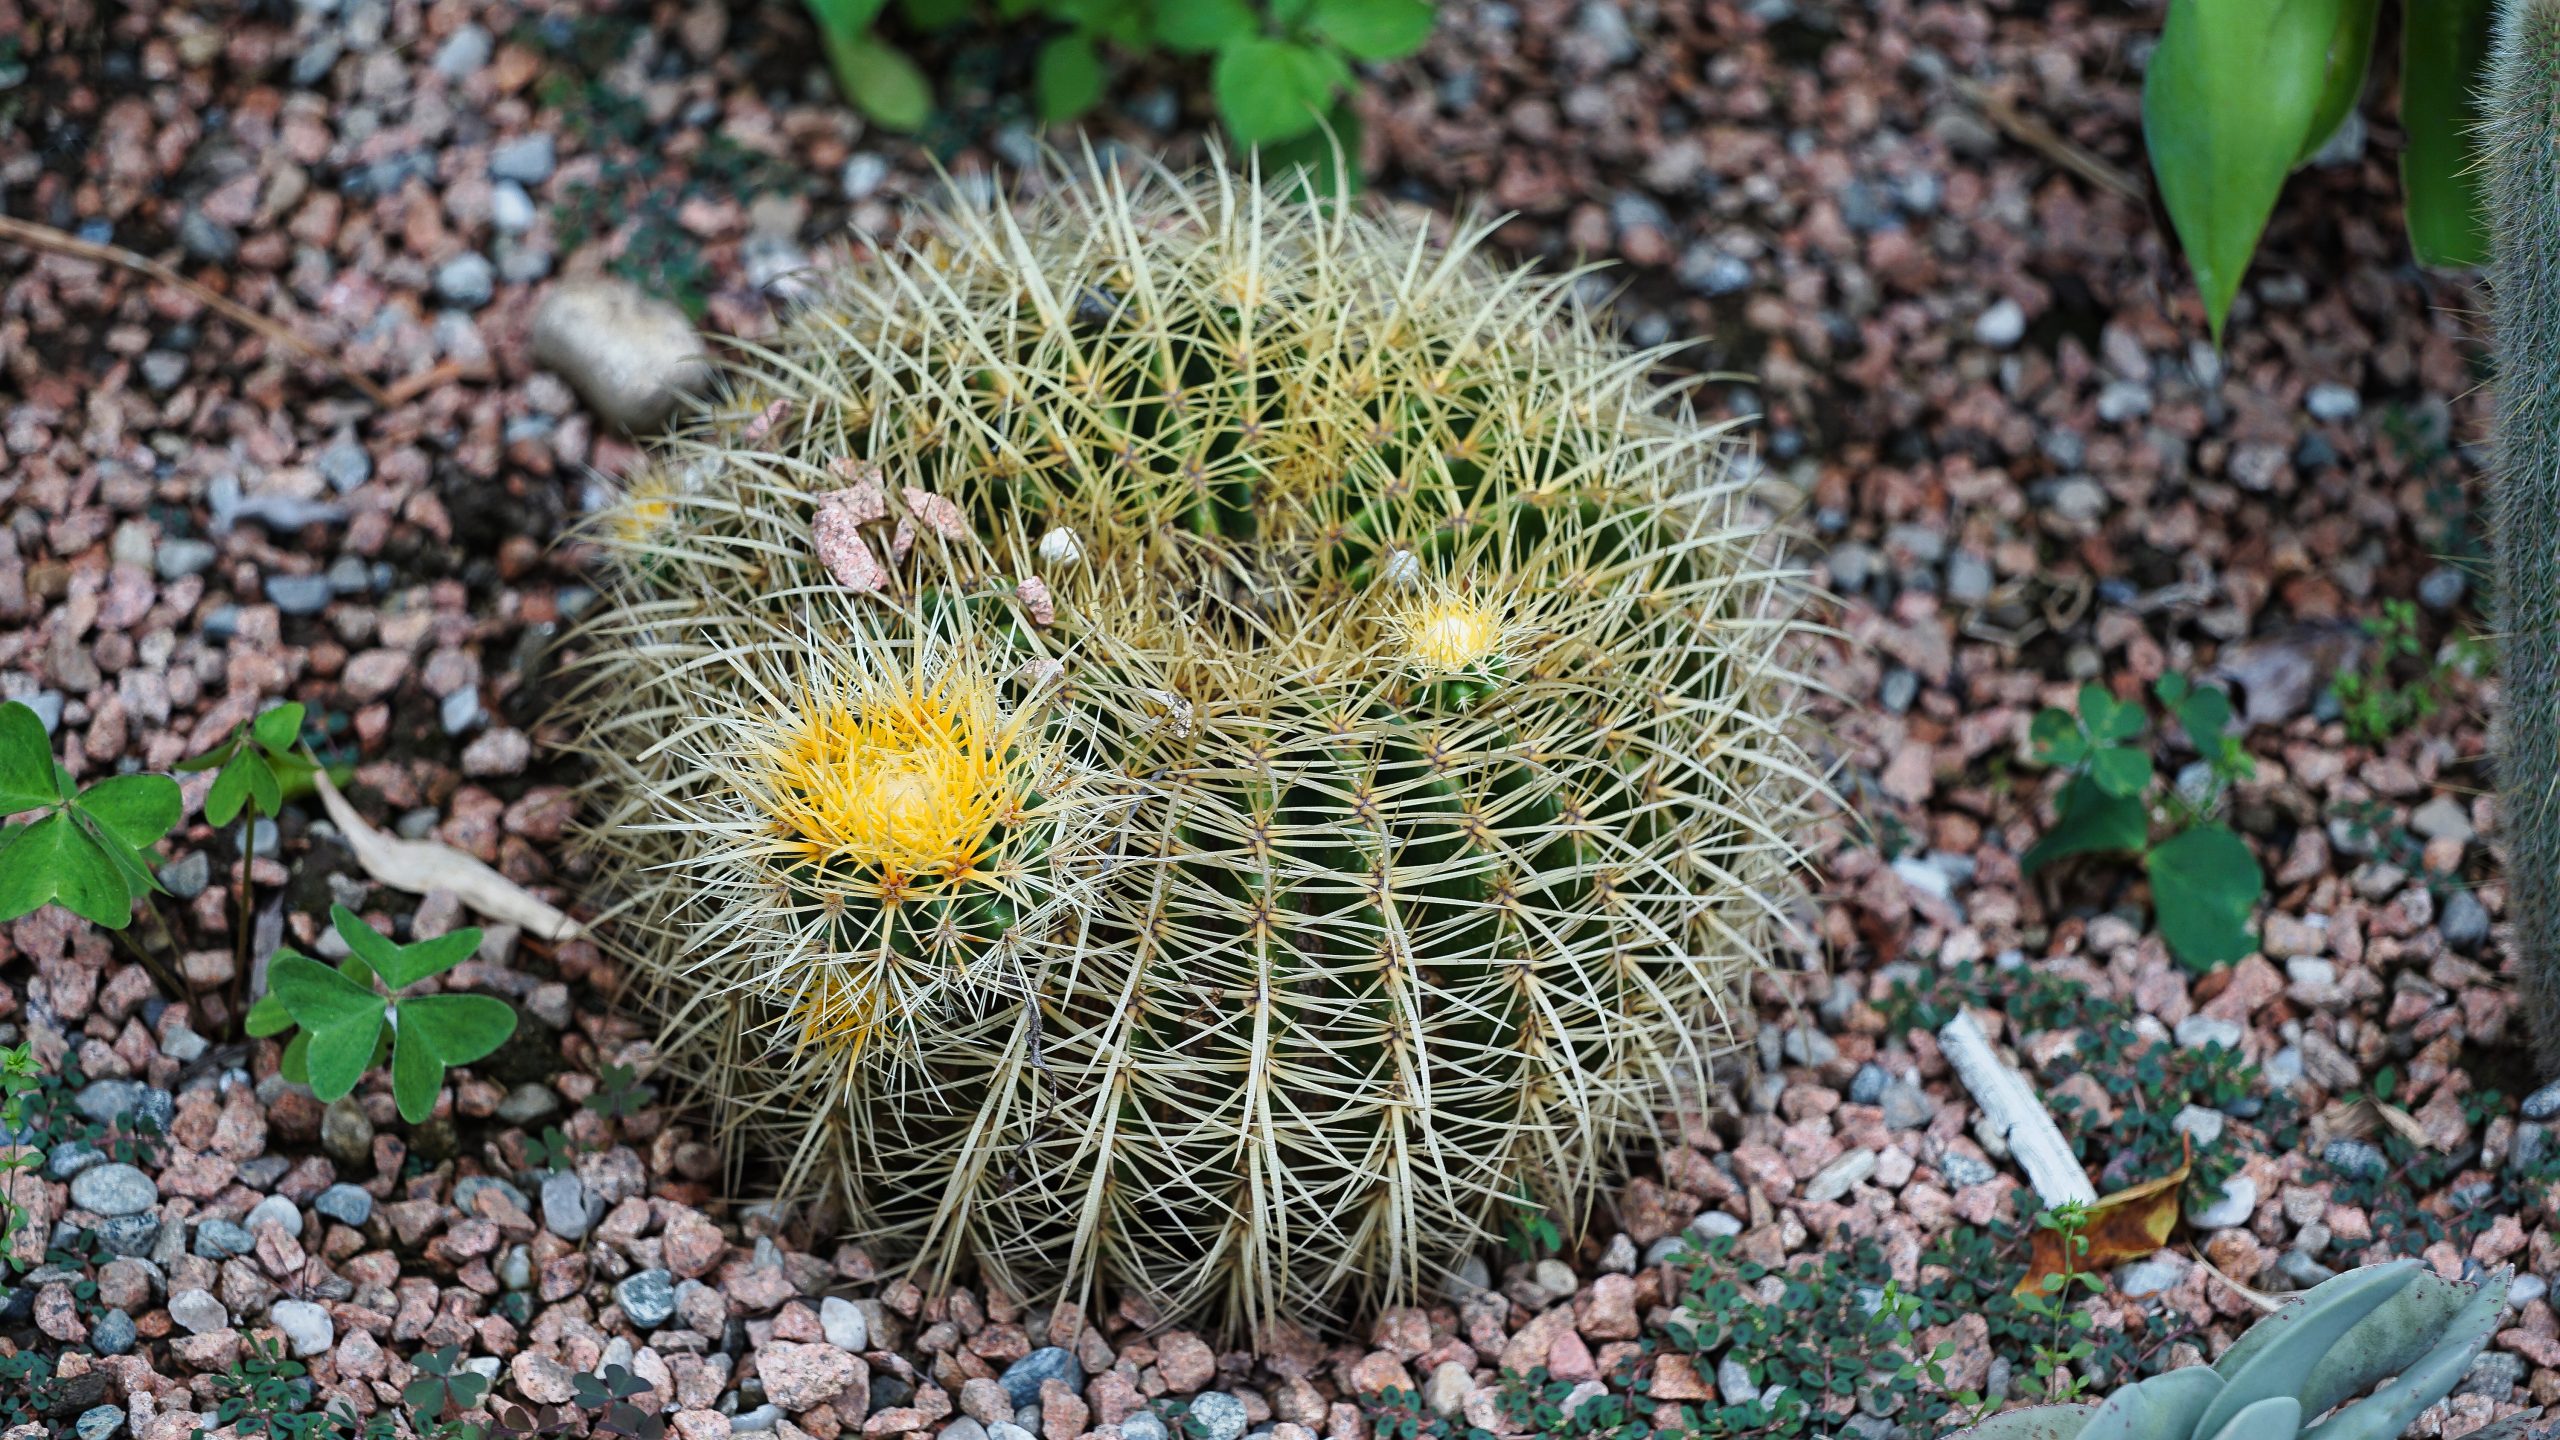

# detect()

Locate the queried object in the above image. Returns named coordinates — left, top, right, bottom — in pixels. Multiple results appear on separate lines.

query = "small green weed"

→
left=248, top=905, right=513, bottom=1125
left=2023, top=675, right=2263, bottom=970
left=2330, top=599, right=2484, bottom=745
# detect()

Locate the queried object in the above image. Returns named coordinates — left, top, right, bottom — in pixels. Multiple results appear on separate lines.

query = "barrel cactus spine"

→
left=571, top=154, right=1828, bottom=1335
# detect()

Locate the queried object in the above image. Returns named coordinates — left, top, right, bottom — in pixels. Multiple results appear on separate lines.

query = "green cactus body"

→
left=2490, top=0, right=2560, bottom=1070
left=1948, top=1261, right=2511, bottom=1440
left=571, top=158, right=1826, bottom=1334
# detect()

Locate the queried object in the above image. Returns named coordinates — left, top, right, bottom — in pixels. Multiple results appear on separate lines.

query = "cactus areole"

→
left=570, top=156, right=1826, bottom=1336
left=1949, top=1260, right=2511, bottom=1440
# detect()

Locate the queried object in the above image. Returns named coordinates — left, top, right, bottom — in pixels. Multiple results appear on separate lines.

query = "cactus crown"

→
left=570, top=154, right=1825, bottom=1335
left=1952, top=1260, right=2511, bottom=1440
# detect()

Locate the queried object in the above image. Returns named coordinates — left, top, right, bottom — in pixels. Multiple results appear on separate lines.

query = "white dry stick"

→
left=313, top=770, right=584, bottom=942
left=1936, top=1007, right=2097, bottom=1208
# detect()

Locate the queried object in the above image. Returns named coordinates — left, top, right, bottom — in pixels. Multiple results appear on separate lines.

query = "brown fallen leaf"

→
left=2016, top=1135, right=2193, bottom=1297
left=313, top=770, right=584, bottom=942
left=2310, top=1095, right=2431, bottom=1151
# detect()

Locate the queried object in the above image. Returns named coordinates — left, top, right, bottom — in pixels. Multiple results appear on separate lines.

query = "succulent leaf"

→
left=2197, top=1261, right=2418, bottom=1436
left=2080, top=1364, right=2225, bottom=1440
left=2297, top=1269, right=2511, bottom=1440
left=1947, top=1408, right=2095, bottom=1440
left=2203, top=1396, right=2300, bottom=1440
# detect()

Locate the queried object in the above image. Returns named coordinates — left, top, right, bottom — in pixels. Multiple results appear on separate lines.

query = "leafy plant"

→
left=584, top=1062, right=656, bottom=1121
left=0, top=698, right=180, bottom=931
left=182, top=700, right=336, bottom=1021
left=802, top=0, right=1435, bottom=185
left=248, top=905, right=515, bottom=1125
left=2329, top=598, right=2481, bottom=745
left=195, top=1334, right=397, bottom=1440
left=520, top=1124, right=588, bottom=1174
left=1500, top=1181, right=1562, bottom=1264
left=2016, top=1204, right=2100, bottom=1404
left=2023, top=677, right=2264, bottom=971
left=2143, top=0, right=2493, bottom=340
left=0, top=1044, right=40, bottom=1265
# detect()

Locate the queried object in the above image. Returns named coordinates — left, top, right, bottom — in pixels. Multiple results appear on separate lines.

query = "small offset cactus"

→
left=2489, top=0, right=2560, bottom=1074
left=1950, top=1260, right=2510, bottom=1439
left=570, top=156, right=1825, bottom=1335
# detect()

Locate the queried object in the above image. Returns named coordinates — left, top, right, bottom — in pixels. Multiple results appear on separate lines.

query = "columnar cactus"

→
left=1951, top=1260, right=2510, bottom=1439
left=571, top=157, right=1825, bottom=1334
left=2490, top=0, right=2560, bottom=1074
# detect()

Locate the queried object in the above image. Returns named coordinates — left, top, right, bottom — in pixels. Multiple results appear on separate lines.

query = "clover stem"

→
left=232, top=819, right=256, bottom=1034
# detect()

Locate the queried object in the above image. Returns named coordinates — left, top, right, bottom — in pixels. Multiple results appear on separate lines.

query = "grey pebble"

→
left=156, top=538, right=218, bottom=581
left=265, top=573, right=334, bottom=615
left=76, top=1404, right=127, bottom=1440
left=1186, top=1394, right=1247, bottom=1440
left=492, top=180, right=538, bottom=235
left=313, top=1183, right=373, bottom=1227
left=2522, top=1079, right=2560, bottom=1122
left=69, top=1163, right=158, bottom=1218
left=246, top=1194, right=302, bottom=1237
left=2305, top=382, right=2361, bottom=422
left=91, top=1309, right=137, bottom=1356
left=436, top=252, right=497, bottom=309
left=616, top=1268, right=677, bottom=1328
left=2441, top=889, right=2490, bottom=953
left=2323, top=1138, right=2388, bottom=1178
left=317, top=438, right=371, bottom=493
left=542, top=1172, right=604, bottom=1241
left=999, top=1347, right=1080, bottom=1407
left=193, top=1218, right=255, bottom=1258
left=1941, top=1152, right=1997, bottom=1188
left=159, top=851, right=212, bottom=899
left=489, top=132, right=556, bottom=185
left=433, top=23, right=491, bottom=77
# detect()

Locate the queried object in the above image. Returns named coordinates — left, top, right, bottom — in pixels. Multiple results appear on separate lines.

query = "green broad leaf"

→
left=268, top=951, right=387, bottom=1031
left=0, top=812, right=133, bottom=928
left=2171, top=683, right=2237, bottom=754
left=396, top=994, right=518, bottom=1067
left=75, top=774, right=180, bottom=851
left=2295, top=0, right=2380, bottom=163
left=251, top=703, right=305, bottom=758
left=244, top=750, right=283, bottom=819
left=86, top=819, right=165, bottom=902
left=330, top=904, right=404, bottom=985
left=2401, top=0, right=2495, bottom=268
left=1156, top=0, right=1255, bottom=52
left=204, top=753, right=253, bottom=828
left=2142, top=0, right=2355, bottom=339
left=1035, top=33, right=1107, bottom=123
left=2029, top=708, right=2088, bottom=767
left=2146, top=823, right=2264, bottom=970
left=1258, top=100, right=1365, bottom=198
left=0, top=703, right=56, bottom=816
left=1309, top=0, right=1436, bottom=60
left=805, top=0, right=890, bottom=33
left=2090, top=746, right=2153, bottom=798
left=896, top=0, right=970, bottom=28
left=390, top=1023, right=445, bottom=1125
left=2078, top=683, right=2144, bottom=743
left=2021, top=775, right=2150, bottom=873
left=244, top=994, right=295, bottom=1038
left=820, top=30, right=932, bottom=132
left=174, top=737, right=234, bottom=773
left=279, top=1030, right=312, bottom=1087
left=1214, top=37, right=1343, bottom=145
left=395, top=929, right=486, bottom=988
left=300, top=1002, right=385, bottom=1103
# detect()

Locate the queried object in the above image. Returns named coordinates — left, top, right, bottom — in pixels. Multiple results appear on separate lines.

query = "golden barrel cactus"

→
left=572, top=157, right=1826, bottom=1336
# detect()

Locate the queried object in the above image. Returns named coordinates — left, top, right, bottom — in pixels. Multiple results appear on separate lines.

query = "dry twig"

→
left=0, top=213, right=397, bottom=408
left=1950, top=77, right=2148, bottom=204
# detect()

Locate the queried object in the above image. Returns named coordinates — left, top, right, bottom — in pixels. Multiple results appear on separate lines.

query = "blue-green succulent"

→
left=1954, top=1260, right=2511, bottom=1440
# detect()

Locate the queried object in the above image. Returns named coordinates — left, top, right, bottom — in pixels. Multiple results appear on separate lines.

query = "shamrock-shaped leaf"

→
left=1308, top=0, right=1436, bottom=60
left=2088, top=745, right=2152, bottom=799
left=2021, top=775, right=2149, bottom=873
left=185, top=701, right=309, bottom=828
left=586, top=1061, right=658, bottom=1120
left=404, top=1345, right=489, bottom=1423
left=2077, top=683, right=2145, bottom=743
left=2028, top=707, right=2087, bottom=768
left=0, top=700, right=182, bottom=931
left=259, top=906, right=510, bottom=1126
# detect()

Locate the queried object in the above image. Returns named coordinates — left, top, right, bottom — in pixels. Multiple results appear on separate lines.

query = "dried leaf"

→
left=813, top=500, right=888, bottom=593
left=2311, top=1096, right=2431, bottom=1150
left=2017, top=1136, right=2193, bottom=1297
left=313, top=771, right=582, bottom=942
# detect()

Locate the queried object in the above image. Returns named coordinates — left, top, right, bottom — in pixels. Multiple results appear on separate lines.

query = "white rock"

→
left=530, top=277, right=711, bottom=434
left=245, top=1194, right=303, bottom=1237
left=2184, top=1174, right=2259, bottom=1231
left=820, top=1295, right=869, bottom=1352
left=168, top=1288, right=228, bottom=1335
left=267, top=1298, right=335, bottom=1356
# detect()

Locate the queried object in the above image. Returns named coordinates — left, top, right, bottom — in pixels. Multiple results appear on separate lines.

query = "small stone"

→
left=2304, top=382, right=2361, bottom=421
left=489, top=133, right=557, bottom=185
left=156, top=538, right=218, bottom=581
left=2323, top=1139, right=2388, bottom=1179
left=264, top=573, right=334, bottom=616
left=999, top=1347, right=1079, bottom=1408
left=1803, top=1148, right=1877, bottom=1204
left=268, top=1298, right=334, bottom=1355
left=321, top=1096, right=374, bottom=1169
left=492, top=180, right=538, bottom=235
left=2523, top=1080, right=2560, bottom=1122
left=1973, top=298, right=2026, bottom=349
left=618, top=1268, right=678, bottom=1328
left=2441, top=890, right=2491, bottom=952
left=2115, top=1254, right=2187, bottom=1298
left=497, top=1084, right=560, bottom=1124
left=169, top=1288, right=229, bottom=1335
left=433, top=23, right=491, bottom=76
left=2174, top=1015, right=2246, bottom=1052
left=821, top=1295, right=869, bottom=1351
left=441, top=687, right=487, bottom=735
left=316, top=438, right=372, bottom=494
left=1186, top=1393, right=1247, bottom=1440
left=436, top=252, right=497, bottom=309
left=69, top=1164, right=157, bottom=1218
left=2184, top=1175, right=2257, bottom=1230
left=2410, top=795, right=2475, bottom=843
left=313, top=1184, right=372, bottom=1227
left=1942, top=1153, right=1997, bottom=1189
left=194, top=1218, right=254, bottom=1258
left=756, top=1341, right=860, bottom=1410
left=1118, top=1416, right=1169, bottom=1440
left=532, top=277, right=712, bottom=434
left=91, top=1308, right=137, bottom=1356
left=76, top=1404, right=126, bottom=1440
left=2418, top=566, right=2469, bottom=611
left=461, top=727, right=532, bottom=777
left=1880, top=1079, right=1936, bottom=1129
left=2171, top=1105, right=2226, bottom=1148
left=246, top=1193, right=302, bottom=1237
